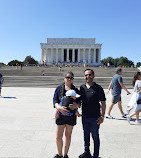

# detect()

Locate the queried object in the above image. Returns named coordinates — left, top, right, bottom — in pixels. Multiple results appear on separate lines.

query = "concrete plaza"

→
left=0, top=87, right=140, bottom=158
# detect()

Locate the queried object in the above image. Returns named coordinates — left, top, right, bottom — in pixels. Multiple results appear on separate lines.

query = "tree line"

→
left=0, top=55, right=141, bottom=67
left=0, top=56, right=39, bottom=66
left=101, top=56, right=141, bottom=68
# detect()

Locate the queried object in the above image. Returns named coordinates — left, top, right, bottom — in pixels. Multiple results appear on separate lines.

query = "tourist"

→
left=79, top=69, right=106, bottom=158
left=16, top=63, right=19, bottom=69
left=20, top=63, right=23, bottom=70
left=0, top=73, right=4, bottom=97
left=106, top=67, right=130, bottom=119
left=59, top=66, right=62, bottom=71
left=127, top=72, right=141, bottom=124
left=53, top=72, right=80, bottom=158
left=42, top=70, right=45, bottom=76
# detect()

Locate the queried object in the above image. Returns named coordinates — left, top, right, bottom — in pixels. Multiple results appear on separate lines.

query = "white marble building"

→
left=40, top=38, right=102, bottom=65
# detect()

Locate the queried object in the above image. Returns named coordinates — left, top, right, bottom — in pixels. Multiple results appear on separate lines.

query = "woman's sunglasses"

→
left=65, top=76, right=74, bottom=80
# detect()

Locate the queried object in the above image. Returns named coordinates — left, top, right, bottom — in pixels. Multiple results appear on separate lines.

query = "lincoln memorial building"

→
left=40, top=38, right=102, bottom=66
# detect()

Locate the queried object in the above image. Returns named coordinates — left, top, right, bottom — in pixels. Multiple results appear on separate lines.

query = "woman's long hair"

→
left=132, top=72, right=141, bottom=86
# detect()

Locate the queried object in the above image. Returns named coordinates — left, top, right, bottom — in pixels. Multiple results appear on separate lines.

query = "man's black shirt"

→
left=80, top=82, right=106, bottom=118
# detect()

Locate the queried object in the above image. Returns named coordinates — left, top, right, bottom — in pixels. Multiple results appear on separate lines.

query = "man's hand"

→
left=97, top=116, right=104, bottom=125
left=69, top=102, right=80, bottom=110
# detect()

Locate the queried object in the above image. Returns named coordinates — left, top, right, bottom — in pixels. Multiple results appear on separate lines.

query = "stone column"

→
left=41, top=48, right=43, bottom=62
left=83, top=48, right=86, bottom=63
left=78, top=48, right=80, bottom=62
left=99, top=48, right=101, bottom=63
left=61, top=48, right=64, bottom=63
left=88, top=49, right=91, bottom=64
left=45, top=48, right=47, bottom=63
left=72, top=49, right=75, bottom=62
left=94, top=48, right=96, bottom=63
left=56, top=48, right=58, bottom=63
left=51, top=48, right=53, bottom=64
left=67, top=48, right=69, bottom=62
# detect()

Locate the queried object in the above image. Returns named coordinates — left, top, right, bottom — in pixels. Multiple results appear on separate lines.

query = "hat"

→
left=116, top=67, right=122, bottom=72
left=66, top=90, right=80, bottom=98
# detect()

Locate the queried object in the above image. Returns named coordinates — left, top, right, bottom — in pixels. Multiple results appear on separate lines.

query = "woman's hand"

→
left=55, top=103, right=69, bottom=115
left=59, top=106, right=69, bottom=115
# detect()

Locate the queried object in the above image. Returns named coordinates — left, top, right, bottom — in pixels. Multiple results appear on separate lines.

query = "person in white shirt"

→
left=127, top=72, right=141, bottom=123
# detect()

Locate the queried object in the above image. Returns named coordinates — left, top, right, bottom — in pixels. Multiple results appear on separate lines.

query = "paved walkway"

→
left=0, top=87, right=140, bottom=158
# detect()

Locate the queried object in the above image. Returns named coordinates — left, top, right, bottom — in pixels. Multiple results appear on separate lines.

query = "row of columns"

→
left=41, top=48, right=101, bottom=64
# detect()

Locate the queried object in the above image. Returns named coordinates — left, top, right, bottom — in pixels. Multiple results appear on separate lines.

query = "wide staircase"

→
left=0, top=66, right=139, bottom=88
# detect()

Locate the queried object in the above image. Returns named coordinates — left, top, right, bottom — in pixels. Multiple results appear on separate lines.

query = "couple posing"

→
left=53, top=69, right=106, bottom=158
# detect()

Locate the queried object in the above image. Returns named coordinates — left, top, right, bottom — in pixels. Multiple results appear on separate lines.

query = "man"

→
left=106, top=67, right=130, bottom=119
left=79, top=69, right=106, bottom=158
left=0, top=73, right=4, bottom=97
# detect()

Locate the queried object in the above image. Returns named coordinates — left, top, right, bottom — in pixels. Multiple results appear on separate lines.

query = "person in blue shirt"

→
left=0, top=73, right=4, bottom=97
left=106, top=67, right=130, bottom=119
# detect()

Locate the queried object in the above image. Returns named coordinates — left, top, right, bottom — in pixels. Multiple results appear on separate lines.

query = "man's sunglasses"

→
left=85, top=74, right=92, bottom=77
left=65, top=76, right=74, bottom=80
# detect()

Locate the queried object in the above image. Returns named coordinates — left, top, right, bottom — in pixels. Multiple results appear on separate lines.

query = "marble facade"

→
left=40, top=38, right=102, bottom=65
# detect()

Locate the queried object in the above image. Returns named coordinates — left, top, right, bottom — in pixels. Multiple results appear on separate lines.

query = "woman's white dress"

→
left=128, top=80, right=141, bottom=112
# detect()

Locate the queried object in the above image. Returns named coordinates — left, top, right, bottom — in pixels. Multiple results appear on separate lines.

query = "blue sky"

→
left=0, top=0, right=141, bottom=65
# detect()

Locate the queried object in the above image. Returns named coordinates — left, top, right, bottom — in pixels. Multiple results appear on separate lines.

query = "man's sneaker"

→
left=54, top=154, right=63, bottom=158
left=106, top=115, right=114, bottom=119
left=127, top=116, right=131, bottom=124
left=79, top=152, right=91, bottom=158
left=135, top=120, right=141, bottom=123
left=121, top=113, right=127, bottom=118
left=64, top=155, right=69, bottom=158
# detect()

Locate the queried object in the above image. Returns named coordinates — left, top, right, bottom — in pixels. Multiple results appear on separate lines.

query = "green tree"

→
left=101, top=56, right=134, bottom=67
left=117, top=56, right=134, bottom=67
left=114, top=58, right=119, bottom=67
left=0, top=62, right=6, bottom=67
left=101, top=57, right=114, bottom=66
left=23, top=55, right=38, bottom=65
left=101, top=58, right=107, bottom=65
left=8, top=60, right=22, bottom=66
left=136, top=62, right=141, bottom=67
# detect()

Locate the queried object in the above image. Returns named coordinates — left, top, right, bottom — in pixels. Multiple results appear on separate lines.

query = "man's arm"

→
left=120, top=83, right=130, bottom=95
left=97, top=101, right=106, bottom=125
left=107, top=81, right=112, bottom=94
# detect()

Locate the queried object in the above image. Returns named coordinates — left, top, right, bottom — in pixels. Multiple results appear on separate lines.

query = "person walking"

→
left=53, top=71, right=80, bottom=158
left=106, top=67, right=130, bottom=119
left=127, top=72, right=141, bottom=123
left=79, top=69, right=106, bottom=158
left=0, top=73, right=4, bottom=97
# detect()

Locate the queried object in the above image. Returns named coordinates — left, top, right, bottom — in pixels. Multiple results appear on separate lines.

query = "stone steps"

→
left=0, top=66, right=138, bottom=88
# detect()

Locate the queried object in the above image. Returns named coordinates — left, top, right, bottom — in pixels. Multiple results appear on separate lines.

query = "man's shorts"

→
left=112, top=95, right=121, bottom=104
left=56, top=114, right=76, bottom=126
left=0, top=83, right=1, bottom=89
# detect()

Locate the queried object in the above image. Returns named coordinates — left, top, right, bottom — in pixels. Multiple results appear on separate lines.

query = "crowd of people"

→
left=53, top=68, right=141, bottom=158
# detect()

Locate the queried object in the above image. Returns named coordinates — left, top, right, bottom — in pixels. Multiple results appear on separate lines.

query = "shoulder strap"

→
left=59, top=82, right=65, bottom=101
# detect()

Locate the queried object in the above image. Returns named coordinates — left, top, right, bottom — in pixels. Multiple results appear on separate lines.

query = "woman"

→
left=53, top=71, right=80, bottom=158
left=127, top=72, right=141, bottom=123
